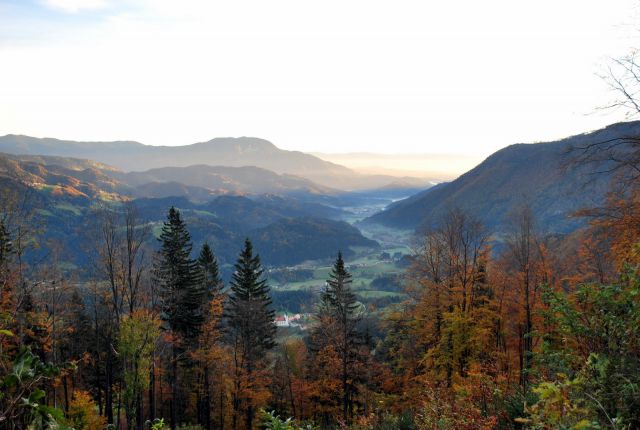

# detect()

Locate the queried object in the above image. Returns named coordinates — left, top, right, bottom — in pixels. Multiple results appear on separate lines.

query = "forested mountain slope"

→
left=365, top=121, right=640, bottom=233
left=0, top=154, right=375, bottom=270
left=117, top=164, right=335, bottom=196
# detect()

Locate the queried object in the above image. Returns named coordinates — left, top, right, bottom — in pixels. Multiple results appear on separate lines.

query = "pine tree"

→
left=196, top=242, right=223, bottom=430
left=319, top=251, right=359, bottom=322
left=155, top=207, right=204, bottom=339
left=198, top=242, right=222, bottom=302
left=227, top=238, right=275, bottom=430
left=153, top=206, right=204, bottom=429
left=315, top=251, right=362, bottom=424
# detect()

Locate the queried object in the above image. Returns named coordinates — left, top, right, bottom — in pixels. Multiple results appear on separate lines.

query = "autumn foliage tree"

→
left=119, top=310, right=161, bottom=430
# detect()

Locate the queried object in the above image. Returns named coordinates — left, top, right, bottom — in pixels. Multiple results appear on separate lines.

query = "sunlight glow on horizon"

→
left=2, top=0, right=640, bottom=163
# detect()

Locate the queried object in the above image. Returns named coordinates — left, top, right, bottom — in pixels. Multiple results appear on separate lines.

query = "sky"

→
left=1, top=0, right=640, bottom=158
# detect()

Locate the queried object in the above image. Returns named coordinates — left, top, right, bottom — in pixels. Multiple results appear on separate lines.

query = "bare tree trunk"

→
left=204, top=365, right=211, bottom=430
left=284, top=353, right=296, bottom=417
left=136, top=390, right=143, bottom=430
left=106, top=342, right=114, bottom=424
left=149, top=359, right=156, bottom=422
left=116, top=378, right=123, bottom=430
left=220, top=388, right=225, bottom=430
left=171, top=345, right=178, bottom=430
left=246, top=360, right=254, bottom=430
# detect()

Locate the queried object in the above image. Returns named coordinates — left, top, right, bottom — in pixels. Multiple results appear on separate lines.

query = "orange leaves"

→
left=191, top=295, right=226, bottom=368
left=581, top=189, right=640, bottom=269
left=415, top=379, right=498, bottom=430
left=67, top=390, right=107, bottom=430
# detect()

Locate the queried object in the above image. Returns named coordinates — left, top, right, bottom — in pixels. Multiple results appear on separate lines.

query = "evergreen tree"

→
left=153, top=206, right=204, bottom=429
left=315, top=251, right=363, bottom=424
left=227, top=238, right=276, bottom=430
left=198, top=242, right=222, bottom=302
left=319, top=251, right=359, bottom=322
left=154, top=206, right=204, bottom=339
left=196, top=242, right=223, bottom=430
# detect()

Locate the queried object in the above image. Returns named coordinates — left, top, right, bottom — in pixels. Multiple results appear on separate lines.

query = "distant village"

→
left=274, top=313, right=314, bottom=330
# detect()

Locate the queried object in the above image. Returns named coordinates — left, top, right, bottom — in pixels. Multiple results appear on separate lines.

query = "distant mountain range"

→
left=364, top=121, right=640, bottom=234
left=117, top=164, right=336, bottom=197
left=0, top=153, right=378, bottom=269
left=0, top=135, right=434, bottom=191
left=7, top=120, right=638, bottom=270
left=1, top=152, right=337, bottom=199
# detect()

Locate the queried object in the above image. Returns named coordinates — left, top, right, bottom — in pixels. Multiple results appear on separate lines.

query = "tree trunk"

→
left=204, top=365, right=211, bottom=430
left=136, top=391, right=143, bottom=430
left=246, top=360, right=254, bottom=430
left=116, top=379, right=123, bottom=430
left=219, top=388, right=225, bottom=430
left=149, top=359, right=156, bottom=422
left=171, top=345, right=178, bottom=430
left=521, top=276, right=533, bottom=393
left=62, top=375, right=69, bottom=414
left=106, top=341, right=114, bottom=424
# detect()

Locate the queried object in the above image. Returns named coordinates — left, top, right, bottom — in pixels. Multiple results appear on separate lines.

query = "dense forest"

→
left=1, top=134, right=640, bottom=430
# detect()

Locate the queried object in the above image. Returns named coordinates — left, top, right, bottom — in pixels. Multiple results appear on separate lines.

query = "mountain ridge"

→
left=0, top=134, right=433, bottom=190
left=0, top=153, right=376, bottom=269
left=364, top=121, right=640, bottom=234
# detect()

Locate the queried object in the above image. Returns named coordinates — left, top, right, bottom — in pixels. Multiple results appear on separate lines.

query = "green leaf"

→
left=29, top=388, right=45, bottom=403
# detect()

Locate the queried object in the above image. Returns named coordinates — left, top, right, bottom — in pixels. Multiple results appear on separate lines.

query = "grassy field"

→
left=227, top=207, right=414, bottom=323
left=268, top=242, right=408, bottom=310
left=357, top=223, right=414, bottom=247
left=356, top=290, right=406, bottom=299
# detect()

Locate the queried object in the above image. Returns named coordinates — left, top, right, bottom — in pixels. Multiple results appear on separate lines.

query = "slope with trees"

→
left=365, top=121, right=640, bottom=234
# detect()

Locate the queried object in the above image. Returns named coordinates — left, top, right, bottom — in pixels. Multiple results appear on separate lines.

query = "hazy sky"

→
left=1, top=0, right=640, bottom=156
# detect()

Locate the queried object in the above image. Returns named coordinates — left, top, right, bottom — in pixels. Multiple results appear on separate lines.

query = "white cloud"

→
left=41, top=0, right=109, bottom=13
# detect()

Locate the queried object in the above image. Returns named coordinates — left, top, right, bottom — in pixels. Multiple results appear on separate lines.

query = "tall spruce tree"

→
left=227, top=238, right=275, bottom=430
left=196, top=242, right=223, bottom=430
left=317, top=251, right=362, bottom=424
left=153, top=207, right=204, bottom=429
left=154, top=206, right=204, bottom=338
left=198, top=242, right=222, bottom=301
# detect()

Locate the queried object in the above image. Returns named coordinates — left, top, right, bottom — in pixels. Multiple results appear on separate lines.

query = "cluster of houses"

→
left=274, top=313, right=312, bottom=330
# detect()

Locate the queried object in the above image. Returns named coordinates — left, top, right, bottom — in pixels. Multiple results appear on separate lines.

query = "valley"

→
left=0, top=144, right=420, bottom=319
left=2, top=121, right=640, bottom=429
left=2, top=121, right=633, bottom=318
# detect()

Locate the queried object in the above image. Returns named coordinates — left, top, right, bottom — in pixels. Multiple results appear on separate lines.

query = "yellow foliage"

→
left=67, top=390, right=107, bottom=430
